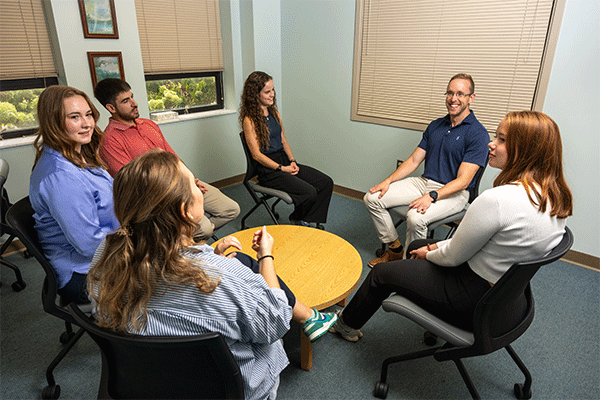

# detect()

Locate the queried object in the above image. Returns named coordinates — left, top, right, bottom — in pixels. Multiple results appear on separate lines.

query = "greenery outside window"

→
left=1, top=78, right=58, bottom=140
left=135, top=0, right=224, bottom=118
left=1, top=0, right=58, bottom=140
left=145, top=72, right=223, bottom=116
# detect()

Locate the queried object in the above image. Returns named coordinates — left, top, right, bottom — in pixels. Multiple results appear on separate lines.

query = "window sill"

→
left=0, top=109, right=237, bottom=149
left=0, top=135, right=36, bottom=150
left=154, top=108, right=236, bottom=126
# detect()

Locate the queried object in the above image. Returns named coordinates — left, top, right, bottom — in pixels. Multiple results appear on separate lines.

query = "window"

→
left=351, top=0, right=565, bottom=134
left=0, top=0, right=58, bottom=139
left=134, top=0, right=224, bottom=116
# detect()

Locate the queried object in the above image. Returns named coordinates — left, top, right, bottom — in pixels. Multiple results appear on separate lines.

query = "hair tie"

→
left=116, top=225, right=132, bottom=237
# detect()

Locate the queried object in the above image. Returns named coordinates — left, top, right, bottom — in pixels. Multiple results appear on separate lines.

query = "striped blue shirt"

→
left=126, top=245, right=292, bottom=400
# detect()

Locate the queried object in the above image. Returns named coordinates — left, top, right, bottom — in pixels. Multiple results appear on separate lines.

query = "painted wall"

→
left=279, top=0, right=599, bottom=257
left=2, top=0, right=247, bottom=200
left=2, top=0, right=598, bottom=257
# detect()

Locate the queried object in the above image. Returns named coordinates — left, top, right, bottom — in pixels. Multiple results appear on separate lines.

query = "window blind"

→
left=351, top=0, right=563, bottom=134
left=0, top=0, right=57, bottom=82
left=134, top=0, right=223, bottom=75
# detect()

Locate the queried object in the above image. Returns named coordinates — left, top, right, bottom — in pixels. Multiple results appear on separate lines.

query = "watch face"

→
left=430, top=191, right=438, bottom=201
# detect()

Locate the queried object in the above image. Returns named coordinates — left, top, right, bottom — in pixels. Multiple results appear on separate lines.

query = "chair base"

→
left=241, top=196, right=283, bottom=230
left=373, top=343, right=532, bottom=400
left=42, top=324, right=86, bottom=400
left=0, top=235, right=26, bottom=291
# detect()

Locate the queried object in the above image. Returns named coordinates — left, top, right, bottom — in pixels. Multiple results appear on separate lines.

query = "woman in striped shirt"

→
left=88, top=151, right=336, bottom=399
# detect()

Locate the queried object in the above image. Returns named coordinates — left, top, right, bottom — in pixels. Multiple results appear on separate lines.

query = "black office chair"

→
left=375, top=158, right=488, bottom=257
left=373, top=227, right=573, bottom=400
left=239, top=132, right=293, bottom=229
left=0, top=158, right=26, bottom=291
left=5, top=196, right=93, bottom=400
left=67, top=303, right=245, bottom=400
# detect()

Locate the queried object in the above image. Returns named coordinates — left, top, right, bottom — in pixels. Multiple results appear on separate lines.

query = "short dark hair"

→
left=94, top=78, right=131, bottom=108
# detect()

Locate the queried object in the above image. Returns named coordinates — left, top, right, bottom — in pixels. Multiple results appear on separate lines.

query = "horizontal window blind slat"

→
left=135, top=0, right=223, bottom=75
left=353, top=0, right=555, bottom=134
left=0, top=0, right=57, bottom=81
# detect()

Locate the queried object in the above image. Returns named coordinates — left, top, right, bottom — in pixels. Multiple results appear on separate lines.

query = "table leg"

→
left=300, top=332, right=313, bottom=371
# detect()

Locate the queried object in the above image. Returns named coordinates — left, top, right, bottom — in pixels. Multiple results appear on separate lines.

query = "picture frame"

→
left=78, top=0, right=119, bottom=39
left=87, top=52, right=125, bottom=87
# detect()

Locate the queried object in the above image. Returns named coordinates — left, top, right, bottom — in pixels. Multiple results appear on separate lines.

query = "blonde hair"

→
left=33, top=85, right=105, bottom=169
left=88, top=151, right=220, bottom=332
left=494, top=111, right=572, bottom=218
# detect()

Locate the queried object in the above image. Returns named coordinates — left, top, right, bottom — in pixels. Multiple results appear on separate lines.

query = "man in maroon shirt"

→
left=94, top=79, right=239, bottom=241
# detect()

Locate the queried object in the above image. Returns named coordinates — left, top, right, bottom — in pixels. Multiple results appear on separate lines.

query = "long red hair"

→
left=494, top=111, right=572, bottom=218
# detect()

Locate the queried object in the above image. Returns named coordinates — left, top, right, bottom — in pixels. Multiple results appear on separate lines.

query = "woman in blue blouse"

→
left=29, top=85, right=118, bottom=304
left=240, top=71, right=334, bottom=228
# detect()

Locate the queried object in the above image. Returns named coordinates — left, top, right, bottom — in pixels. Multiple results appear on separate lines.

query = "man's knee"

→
left=406, top=212, right=429, bottom=232
left=224, top=200, right=241, bottom=219
left=363, top=191, right=381, bottom=211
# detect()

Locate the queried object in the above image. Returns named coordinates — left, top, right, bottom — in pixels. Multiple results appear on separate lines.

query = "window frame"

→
left=0, top=78, right=58, bottom=140
left=144, top=71, right=224, bottom=116
left=350, top=0, right=566, bottom=135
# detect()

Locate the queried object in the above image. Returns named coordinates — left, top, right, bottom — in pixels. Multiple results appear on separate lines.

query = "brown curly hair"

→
left=33, top=85, right=106, bottom=169
left=239, top=71, right=282, bottom=149
left=88, top=151, right=220, bottom=332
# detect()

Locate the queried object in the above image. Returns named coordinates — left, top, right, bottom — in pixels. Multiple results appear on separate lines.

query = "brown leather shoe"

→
left=368, top=248, right=404, bottom=268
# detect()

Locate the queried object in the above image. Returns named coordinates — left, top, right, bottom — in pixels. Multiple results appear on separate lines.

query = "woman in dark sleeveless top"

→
left=240, top=71, right=333, bottom=228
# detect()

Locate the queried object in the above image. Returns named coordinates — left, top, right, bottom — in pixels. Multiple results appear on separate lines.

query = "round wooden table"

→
left=214, top=225, right=362, bottom=370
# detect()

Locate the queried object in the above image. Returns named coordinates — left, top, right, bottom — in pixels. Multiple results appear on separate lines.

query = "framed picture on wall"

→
left=78, top=0, right=119, bottom=39
left=87, top=52, right=124, bottom=87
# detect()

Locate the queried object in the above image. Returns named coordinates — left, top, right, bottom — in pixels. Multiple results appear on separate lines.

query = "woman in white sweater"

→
left=330, top=111, right=573, bottom=341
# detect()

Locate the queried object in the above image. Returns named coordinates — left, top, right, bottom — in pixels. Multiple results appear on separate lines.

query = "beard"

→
left=116, top=107, right=139, bottom=121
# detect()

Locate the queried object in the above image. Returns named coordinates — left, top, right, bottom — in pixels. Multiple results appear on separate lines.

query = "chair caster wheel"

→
left=514, top=383, right=532, bottom=399
left=316, top=223, right=325, bottom=230
left=423, top=331, right=438, bottom=346
left=42, top=384, right=61, bottom=399
left=373, top=381, right=389, bottom=399
left=375, top=248, right=385, bottom=257
left=59, top=331, right=75, bottom=344
left=11, top=281, right=26, bottom=292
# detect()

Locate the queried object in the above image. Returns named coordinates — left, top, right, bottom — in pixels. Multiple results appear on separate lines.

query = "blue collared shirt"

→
left=29, top=147, right=118, bottom=288
left=418, top=111, right=489, bottom=189
left=127, top=245, right=292, bottom=400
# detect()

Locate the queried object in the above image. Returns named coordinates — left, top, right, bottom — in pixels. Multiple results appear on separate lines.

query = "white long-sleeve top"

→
left=426, top=183, right=566, bottom=284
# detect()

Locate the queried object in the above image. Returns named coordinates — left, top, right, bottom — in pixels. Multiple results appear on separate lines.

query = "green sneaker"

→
left=302, top=309, right=338, bottom=342
left=328, top=310, right=363, bottom=342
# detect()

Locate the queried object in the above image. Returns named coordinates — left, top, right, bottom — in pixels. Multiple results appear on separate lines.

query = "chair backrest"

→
left=5, top=196, right=79, bottom=324
left=1, top=159, right=11, bottom=229
left=240, top=132, right=259, bottom=182
left=467, top=227, right=573, bottom=357
left=68, top=304, right=245, bottom=400
left=466, top=155, right=488, bottom=204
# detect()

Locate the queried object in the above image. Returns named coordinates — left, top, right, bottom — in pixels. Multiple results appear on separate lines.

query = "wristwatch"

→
left=429, top=191, right=438, bottom=203
left=276, top=164, right=282, bottom=171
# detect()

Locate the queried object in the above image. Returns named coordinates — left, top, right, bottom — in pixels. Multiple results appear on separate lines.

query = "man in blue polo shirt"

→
left=364, top=73, right=489, bottom=267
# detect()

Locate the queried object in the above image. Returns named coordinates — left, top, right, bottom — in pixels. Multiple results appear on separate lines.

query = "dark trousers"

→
left=341, top=239, right=497, bottom=331
left=258, top=150, right=333, bottom=223
left=234, top=252, right=296, bottom=308
left=58, top=272, right=91, bottom=304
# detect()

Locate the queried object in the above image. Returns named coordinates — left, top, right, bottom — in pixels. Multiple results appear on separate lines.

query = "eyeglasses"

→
left=445, top=91, right=473, bottom=98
